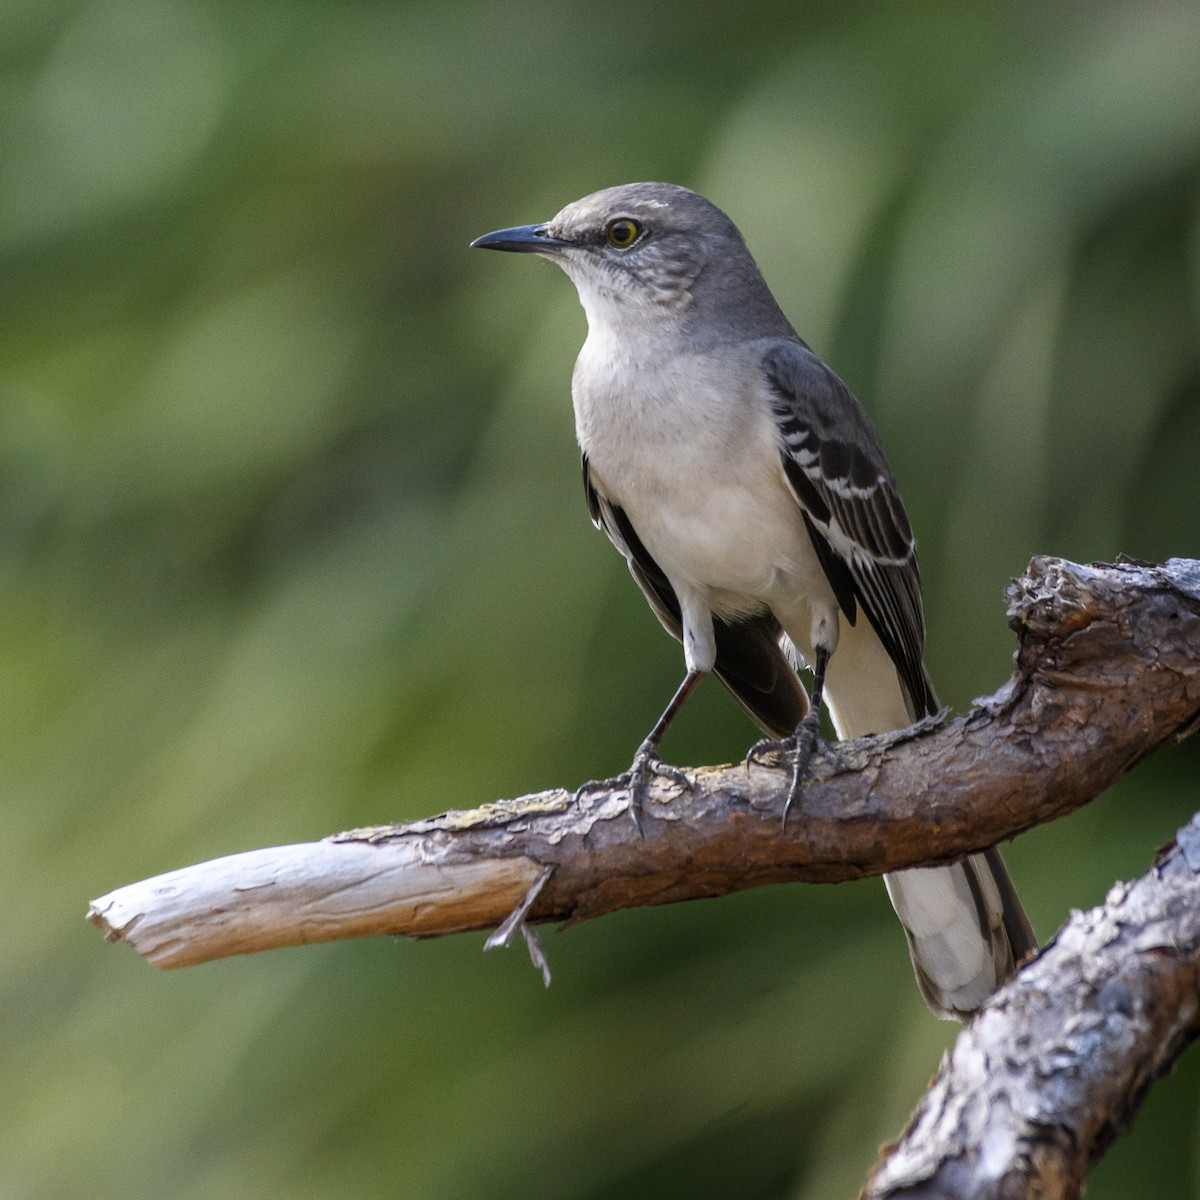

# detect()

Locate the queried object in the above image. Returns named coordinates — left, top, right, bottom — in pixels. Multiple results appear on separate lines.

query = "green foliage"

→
left=3, top=1, right=1199, bottom=1196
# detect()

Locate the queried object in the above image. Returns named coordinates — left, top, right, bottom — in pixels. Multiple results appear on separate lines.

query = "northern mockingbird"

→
left=472, top=182, right=1035, bottom=1019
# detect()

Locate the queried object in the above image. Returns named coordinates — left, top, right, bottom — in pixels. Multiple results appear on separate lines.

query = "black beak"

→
left=470, top=223, right=572, bottom=254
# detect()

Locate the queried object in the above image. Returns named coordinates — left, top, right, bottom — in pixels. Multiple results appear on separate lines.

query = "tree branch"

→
left=88, top=556, right=1200, bottom=966
left=85, top=554, right=1200, bottom=1197
left=865, top=811, right=1200, bottom=1199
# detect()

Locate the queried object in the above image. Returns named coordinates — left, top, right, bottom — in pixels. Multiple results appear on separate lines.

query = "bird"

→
left=471, top=182, right=1036, bottom=1019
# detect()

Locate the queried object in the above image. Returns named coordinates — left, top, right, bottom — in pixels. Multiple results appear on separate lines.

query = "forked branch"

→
left=86, top=556, right=1200, bottom=1197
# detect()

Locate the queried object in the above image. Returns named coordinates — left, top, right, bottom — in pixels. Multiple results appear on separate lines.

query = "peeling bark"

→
left=865, top=814, right=1200, bottom=1199
left=89, top=557, right=1200, bottom=967
left=86, top=555, right=1200, bottom=1196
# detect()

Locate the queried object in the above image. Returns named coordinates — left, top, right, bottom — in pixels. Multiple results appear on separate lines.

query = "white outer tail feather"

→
left=820, top=614, right=1028, bottom=1020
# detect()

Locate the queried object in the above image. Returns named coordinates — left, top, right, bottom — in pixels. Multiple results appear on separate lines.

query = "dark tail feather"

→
left=712, top=615, right=808, bottom=740
left=982, top=846, right=1038, bottom=962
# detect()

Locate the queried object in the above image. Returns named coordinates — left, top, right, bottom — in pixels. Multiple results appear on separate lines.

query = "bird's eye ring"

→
left=605, top=218, right=642, bottom=248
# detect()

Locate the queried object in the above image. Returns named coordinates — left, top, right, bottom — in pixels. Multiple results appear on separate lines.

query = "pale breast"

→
left=573, top=337, right=829, bottom=612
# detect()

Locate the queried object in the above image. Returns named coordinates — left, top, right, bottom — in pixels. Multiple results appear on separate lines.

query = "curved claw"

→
left=746, top=733, right=796, bottom=768
left=781, top=711, right=824, bottom=831
left=574, top=750, right=692, bottom=837
left=626, top=748, right=693, bottom=835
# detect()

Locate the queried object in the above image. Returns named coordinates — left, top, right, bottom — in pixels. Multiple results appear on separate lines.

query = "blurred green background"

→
left=3, top=0, right=1200, bottom=1196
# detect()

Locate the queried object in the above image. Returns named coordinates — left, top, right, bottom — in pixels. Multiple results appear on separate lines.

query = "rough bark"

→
left=88, top=556, right=1200, bottom=968
left=85, top=554, right=1200, bottom=1199
left=864, top=813, right=1200, bottom=1199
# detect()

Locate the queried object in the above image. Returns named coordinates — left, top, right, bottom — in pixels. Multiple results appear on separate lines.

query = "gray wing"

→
left=762, top=339, right=938, bottom=719
left=583, top=454, right=808, bottom=739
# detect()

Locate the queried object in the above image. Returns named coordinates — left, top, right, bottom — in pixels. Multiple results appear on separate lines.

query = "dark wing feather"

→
left=583, top=455, right=807, bottom=739
left=763, top=341, right=938, bottom=720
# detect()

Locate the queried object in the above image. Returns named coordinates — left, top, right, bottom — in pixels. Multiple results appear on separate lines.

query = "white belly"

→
left=573, top=336, right=838, bottom=659
left=619, top=469, right=823, bottom=616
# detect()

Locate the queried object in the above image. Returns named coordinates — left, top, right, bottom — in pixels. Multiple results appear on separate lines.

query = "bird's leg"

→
left=624, top=669, right=702, bottom=831
left=782, top=645, right=829, bottom=830
left=577, top=669, right=702, bottom=834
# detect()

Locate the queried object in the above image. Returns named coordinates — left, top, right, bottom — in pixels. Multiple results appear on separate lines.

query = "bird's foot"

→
left=575, top=740, right=692, bottom=835
left=782, top=708, right=825, bottom=830
left=626, top=742, right=692, bottom=834
left=746, top=732, right=797, bottom=768
left=746, top=713, right=828, bottom=829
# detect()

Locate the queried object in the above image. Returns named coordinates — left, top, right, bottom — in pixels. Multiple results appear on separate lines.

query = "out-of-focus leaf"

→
left=2, top=1, right=1199, bottom=1197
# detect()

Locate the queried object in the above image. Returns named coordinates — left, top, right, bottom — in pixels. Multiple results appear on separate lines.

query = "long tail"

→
left=820, top=617, right=1037, bottom=1020
left=882, top=848, right=1036, bottom=1018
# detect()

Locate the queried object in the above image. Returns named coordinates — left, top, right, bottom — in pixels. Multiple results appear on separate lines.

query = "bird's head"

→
left=472, top=182, right=764, bottom=327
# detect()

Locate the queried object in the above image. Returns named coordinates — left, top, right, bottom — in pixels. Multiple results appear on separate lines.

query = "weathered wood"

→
left=88, top=839, right=547, bottom=968
left=88, top=556, right=1200, bottom=969
left=865, top=812, right=1200, bottom=1199
left=85, top=554, right=1200, bottom=1198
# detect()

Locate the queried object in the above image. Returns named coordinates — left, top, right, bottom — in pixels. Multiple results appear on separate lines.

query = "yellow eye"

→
left=605, top=218, right=642, bottom=248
